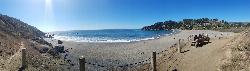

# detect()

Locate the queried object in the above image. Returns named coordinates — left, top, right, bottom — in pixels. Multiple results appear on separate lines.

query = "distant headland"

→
left=142, top=18, right=250, bottom=31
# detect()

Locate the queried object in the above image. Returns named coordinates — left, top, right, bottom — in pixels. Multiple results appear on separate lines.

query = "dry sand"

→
left=156, top=33, right=238, bottom=71
left=45, top=30, right=235, bottom=71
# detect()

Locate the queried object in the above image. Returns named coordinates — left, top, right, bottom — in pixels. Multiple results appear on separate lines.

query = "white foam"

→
left=53, top=30, right=177, bottom=43
left=53, top=35, right=160, bottom=43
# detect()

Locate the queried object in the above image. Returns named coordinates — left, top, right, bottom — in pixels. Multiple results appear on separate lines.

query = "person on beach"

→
left=194, top=35, right=198, bottom=41
left=198, top=34, right=202, bottom=39
left=64, top=54, right=68, bottom=60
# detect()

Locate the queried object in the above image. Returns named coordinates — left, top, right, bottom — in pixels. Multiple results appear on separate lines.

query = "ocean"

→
left=51, top=29, right=177, bottom=42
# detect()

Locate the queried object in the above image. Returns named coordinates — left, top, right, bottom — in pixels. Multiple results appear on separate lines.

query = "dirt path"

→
left=158, top=34, right=237, bottom=71
left=7, top=42, right=23, bottom=63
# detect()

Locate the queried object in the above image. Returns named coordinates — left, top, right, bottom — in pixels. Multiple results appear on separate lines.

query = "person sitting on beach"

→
left=64, top=54, right=68, bottom=60
left=194, top=35, right=198, bottom=41
left=49, top=35, right=53, bottom=39
left=198, top=34, right=203, bottom=39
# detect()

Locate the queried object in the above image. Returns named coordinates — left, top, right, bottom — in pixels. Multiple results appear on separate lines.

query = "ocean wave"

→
left=53, top=35, right=162, bottom=43
left=52, top=29, right=176, bottom=43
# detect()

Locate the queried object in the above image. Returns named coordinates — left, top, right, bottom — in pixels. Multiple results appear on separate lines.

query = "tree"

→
left=246, top=23, right=250, bottom=27
left=213, top=19, right=218, bottom=22
left=183, top=19, right=194, bottom=25
left=222, top=21, right=230, bottom=29
left=201, top=18, right=210, bottom=23
left=221, top=20, right=225, bottom=23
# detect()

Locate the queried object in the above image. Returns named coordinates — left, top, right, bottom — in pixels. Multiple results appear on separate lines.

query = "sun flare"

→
left=45, top=0, right=51, bottom=4
left=44, top=0, right=55, bottom=32
left=45, top=0, right=53, bottom=19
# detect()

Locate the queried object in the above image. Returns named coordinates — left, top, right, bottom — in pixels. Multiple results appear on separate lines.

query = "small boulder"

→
left=47, top=48, right=59, bottom=56
left=58, top=40, right=63, bottom=44
left=54, top=45, right=64, bottom=53
left=32, top=37, right=53, bottom=47
left=47, top=45, right=65, bottom=56
left=38, top=46, right=49, bottom=53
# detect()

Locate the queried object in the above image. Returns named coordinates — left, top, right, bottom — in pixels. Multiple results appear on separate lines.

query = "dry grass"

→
left=219, top=28, right=250, bottom=71
left=217, top=27, right=247, bottom=33
left=0, top=30, right=73, bottom=71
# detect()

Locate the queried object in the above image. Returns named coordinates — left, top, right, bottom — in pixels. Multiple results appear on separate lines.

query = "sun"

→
left=45, top=0, right=52, bottom=4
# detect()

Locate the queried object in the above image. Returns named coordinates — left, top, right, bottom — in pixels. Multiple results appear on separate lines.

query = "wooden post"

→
left=21, top=48, right=27, bottom=68
left=152, top=52, right=156, bottom=71
left=79, top=56, right=85, bottom=71
left=178, top=39, right=181, bottom=53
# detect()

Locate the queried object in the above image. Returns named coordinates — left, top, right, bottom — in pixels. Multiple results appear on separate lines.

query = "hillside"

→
left=142, top=18, right=249, bottom=31
left=0, top=14, right=44, bottom=39
left=0, top=14, right=66, bottom=71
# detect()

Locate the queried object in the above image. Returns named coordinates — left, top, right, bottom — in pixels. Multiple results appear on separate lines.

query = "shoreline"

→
left=50, top=29, right=180, bottom=43
left=45, top=30, right=235, bottom=70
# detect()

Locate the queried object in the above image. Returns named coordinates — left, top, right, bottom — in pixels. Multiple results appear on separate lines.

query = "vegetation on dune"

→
left=219, top=28, right=250, bottom=71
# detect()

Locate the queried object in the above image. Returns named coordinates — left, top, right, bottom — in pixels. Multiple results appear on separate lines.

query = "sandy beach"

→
left=1, top=0, right=249, bottom=70
left=45, top=30, right=235, bottom=71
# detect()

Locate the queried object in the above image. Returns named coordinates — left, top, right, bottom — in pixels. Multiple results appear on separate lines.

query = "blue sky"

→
left=0, top=0, right=250, bottom=32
